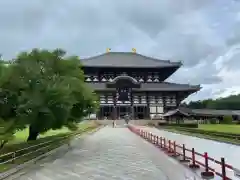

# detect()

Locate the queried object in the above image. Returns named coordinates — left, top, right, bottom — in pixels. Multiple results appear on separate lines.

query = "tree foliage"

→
left=182, top=94, right=240, bottom=110
left=0, top=49, right=97, bottom=142
left=222, top=115, right=233, bottom=124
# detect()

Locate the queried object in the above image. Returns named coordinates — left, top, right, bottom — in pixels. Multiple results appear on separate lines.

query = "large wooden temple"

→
left=81, top=50, right=201, bottom=120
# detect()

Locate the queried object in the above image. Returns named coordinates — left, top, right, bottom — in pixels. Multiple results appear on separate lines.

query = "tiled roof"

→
left=81, top=52, right=182, bottom=68
left=191, top=109, right=240, bottom=116
left=162, top=109, right=190, bottom=117
left=173, top=107, right=240, bottom=116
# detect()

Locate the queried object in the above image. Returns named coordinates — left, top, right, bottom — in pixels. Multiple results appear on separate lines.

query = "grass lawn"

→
left=198, top=124, right=240, bottom=134
left=163, top=128, right=240, bottom=146
left=9, top=121, right=93, bottom=144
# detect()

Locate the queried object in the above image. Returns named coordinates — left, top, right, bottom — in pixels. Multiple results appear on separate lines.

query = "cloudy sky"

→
left=0, top=0, right=240, bottom=102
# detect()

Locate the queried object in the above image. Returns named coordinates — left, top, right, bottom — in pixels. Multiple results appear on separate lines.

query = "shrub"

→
left=209, top=118, right=218, bottom=124
left=222, top=115, right=233, bottom=124
left=157, top=122, right=198, bottom=128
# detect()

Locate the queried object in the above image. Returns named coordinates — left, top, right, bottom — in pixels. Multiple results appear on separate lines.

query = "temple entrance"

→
left=117, top=106, right=131, bottom=119
left=134, top=106, right=148, bottom=119
left=99, top=106, right=113, bottom=119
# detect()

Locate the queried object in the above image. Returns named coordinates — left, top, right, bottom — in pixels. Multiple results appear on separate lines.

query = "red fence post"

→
left=171, top=141, right=179, bottom=157
left=163, top=138, right=166, bottom=149
left=167, top=140, right=173, bottom=153
left=189, top=148, right=200, bottom=169
left=221, top=158, right=227, bottom=180
left=200, top=152, right=214, bottom=179
left=160, top=137, right=163, bottom=148
left=180, top=144, right=190, bottom=163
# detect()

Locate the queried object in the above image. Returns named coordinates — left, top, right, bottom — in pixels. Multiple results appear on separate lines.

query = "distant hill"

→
left=181, top=94, right=240, bottom=110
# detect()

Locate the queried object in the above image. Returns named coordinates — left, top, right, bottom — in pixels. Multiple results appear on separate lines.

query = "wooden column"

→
left=146, top=92, right=150, bottom=119
left=162, top=93, right=166, bottom=113
left=113, top=91, right=117, bottom=120
left=130, top=91, right=134, bottom=119
left=176, top=93, right=181, bottom=108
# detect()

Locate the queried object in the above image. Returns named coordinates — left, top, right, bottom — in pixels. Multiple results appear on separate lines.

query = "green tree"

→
left=0, top=61, right=24, bottom=149
left=0, top=49, right=97, bottom=141
left=222, top=115, right=233, bottom=124
left=0, top=119, right=15, bottom=149
left=183, top=94, right=240, bottom=110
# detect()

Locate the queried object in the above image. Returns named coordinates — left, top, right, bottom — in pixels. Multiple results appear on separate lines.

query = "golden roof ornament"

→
left=106, top=48, right=111, bottom=53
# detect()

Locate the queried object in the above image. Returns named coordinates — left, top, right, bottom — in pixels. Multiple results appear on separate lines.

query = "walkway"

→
left=7, top=126, right=201, bottom=180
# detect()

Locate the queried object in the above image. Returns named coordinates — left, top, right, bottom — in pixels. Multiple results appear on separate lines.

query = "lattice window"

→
left=133, top=95, right=138, bottom=104
left=141, top=96, right=147, bottom=104
left=149, top=96, right=156, bottom=104
left=116, top=88, right=131, bottom=102
left=154, top=78, right=159, bottom=82
left=108, top=77, right=113, bottom=82
left=147, top=75, right=153, bottom=82
left=100, top=95, right=106, bottom=104
left=101, top=75, right=107, bottom=82
left=85, top=75, right=91, bottom=82
left=107, top=95, right=113, bottom=104
left=156, top=96, right=163, bottom=104
left=93, top=76, right=98, bottom=82
left=139, top=78, right=144, bottom=82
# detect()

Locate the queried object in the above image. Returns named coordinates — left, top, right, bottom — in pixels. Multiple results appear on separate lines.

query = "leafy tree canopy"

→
left=182, top=94, right=240, bottom=110
left=0, top=49, right=98, bottom=141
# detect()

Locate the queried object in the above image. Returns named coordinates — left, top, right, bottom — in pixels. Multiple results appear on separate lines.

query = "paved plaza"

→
left=6, top=126, right=201, bottom=180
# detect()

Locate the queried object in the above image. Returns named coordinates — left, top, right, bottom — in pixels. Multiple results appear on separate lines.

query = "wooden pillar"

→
left=130, top=92, right=134, bottom=119
left=162, top=93, right=166, bottom=113
left=176, top=92, right=181, bottom=108
left=146, top=92, right=150, bottom=119
left=113, top=90, right=117, bottom=120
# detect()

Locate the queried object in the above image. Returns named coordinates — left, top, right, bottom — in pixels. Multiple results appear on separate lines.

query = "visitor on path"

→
left=112, top=120, right=117, bottom=128
left=124, top=114, right=130, bottom=124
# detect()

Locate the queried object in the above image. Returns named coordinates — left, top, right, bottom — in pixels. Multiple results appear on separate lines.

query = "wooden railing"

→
left=0, top=126, right=96, bottom=171
left=128, top=125, right=240, bottom=180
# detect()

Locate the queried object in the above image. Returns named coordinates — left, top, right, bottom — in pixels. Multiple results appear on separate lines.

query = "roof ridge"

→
left=193, top=108, right=240, bottom=111
left=162, top=81, right=201, bottom=87
left=134, top=53, right=181, bottom=65
left=81, top=52, right=182, bottom=65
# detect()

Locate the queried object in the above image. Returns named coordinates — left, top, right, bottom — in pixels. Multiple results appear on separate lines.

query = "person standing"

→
left=124, top=114, right=130, bottom=124
left=112, top=120, right=116, bottom=128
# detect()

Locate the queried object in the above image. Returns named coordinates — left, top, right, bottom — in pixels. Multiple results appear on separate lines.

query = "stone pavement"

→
left=6, top=126, right=202, bottom=180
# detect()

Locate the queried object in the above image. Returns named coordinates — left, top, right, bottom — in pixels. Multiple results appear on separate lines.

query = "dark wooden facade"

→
left=81, top=52, right=200, bottom=120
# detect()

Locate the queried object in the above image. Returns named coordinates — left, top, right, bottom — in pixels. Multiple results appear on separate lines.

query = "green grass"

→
left=10, top=122, right=90, bottom=144
left=163, top=128, right=240, bottom=145
left=198, top=124, right=240, bottom=134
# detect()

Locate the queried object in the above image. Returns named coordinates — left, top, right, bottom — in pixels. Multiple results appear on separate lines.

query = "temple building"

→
left=81, top=50, right=201, bottom=120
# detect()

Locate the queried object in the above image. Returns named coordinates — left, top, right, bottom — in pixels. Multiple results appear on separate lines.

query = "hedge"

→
left=158, top=122, right=198, bottom=128
left=160, top=126, right=240, bottom=140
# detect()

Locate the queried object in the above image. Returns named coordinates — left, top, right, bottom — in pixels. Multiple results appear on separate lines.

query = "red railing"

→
left=128, top=125, right=240, bottom=180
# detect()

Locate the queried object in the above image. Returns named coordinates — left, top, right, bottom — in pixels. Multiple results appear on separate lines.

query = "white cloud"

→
left=0, top=0, right=240, bottom=101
